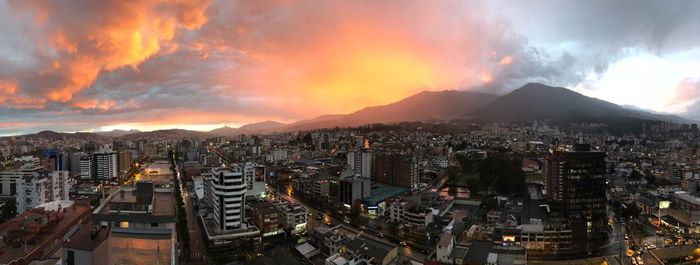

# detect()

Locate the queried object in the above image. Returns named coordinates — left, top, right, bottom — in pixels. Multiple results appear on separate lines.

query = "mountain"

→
left=117, top=129, right=212, bottom=140
left=96, top=129, right=141, bottom=137
left=210, top=121, right=287, bottom=136
left=285, top=90, right=498, bottom=131
left=238, top=120, right=286, bottom=133
left=19, top=130, right=107, bottom=141
left=472, top=83, right=687, bottom=132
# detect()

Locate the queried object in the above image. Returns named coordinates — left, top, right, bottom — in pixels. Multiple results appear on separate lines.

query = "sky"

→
left=0, top=0, right=699, bottom=135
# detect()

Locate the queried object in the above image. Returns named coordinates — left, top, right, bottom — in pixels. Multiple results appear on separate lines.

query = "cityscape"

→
left=1, top=1, right=700, bottom=265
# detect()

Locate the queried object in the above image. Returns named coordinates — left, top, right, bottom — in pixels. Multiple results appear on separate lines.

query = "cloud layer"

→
left=1, top=0, right=699, bottom=135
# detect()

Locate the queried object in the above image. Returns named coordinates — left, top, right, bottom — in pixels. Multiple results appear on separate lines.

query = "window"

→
left=151, top=222, right=158, bottom=227
left=66, top=250, right=75, bottom=265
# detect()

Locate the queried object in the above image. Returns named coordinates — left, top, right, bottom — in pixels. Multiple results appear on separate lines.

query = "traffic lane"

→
left=175, top=163, right=207, bottom=264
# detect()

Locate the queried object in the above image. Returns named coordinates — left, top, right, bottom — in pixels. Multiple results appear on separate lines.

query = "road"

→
left=174, top=159, right=208, bottom=264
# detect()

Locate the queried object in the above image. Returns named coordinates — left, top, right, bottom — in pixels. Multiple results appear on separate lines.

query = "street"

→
left=174, top=160, right=208, bottom=264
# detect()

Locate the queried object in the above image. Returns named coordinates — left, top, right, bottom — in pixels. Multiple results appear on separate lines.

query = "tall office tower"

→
left=41, top=149, right=65, bottom=171
left=79, top=153, right=92, bottom=179
left=92, top=151, right=118, bottom=179
left=205, top=165, right=247, bottom=230
left=544, top=144, right=607, bottom=221
left=347, top=149, right=373, bottom=180
left=118, top=150, right=132, bottom=173
left=374, top=152, right=418, bottom=189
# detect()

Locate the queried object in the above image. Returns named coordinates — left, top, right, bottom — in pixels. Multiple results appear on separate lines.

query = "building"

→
left=665, top=191, right=700, bottom=228
left=544, top=144, right=607, bottom=221
left=250, top=200, right=282, bottom=237
left=78, top=153, right=92, bottom=179
left=432, top=234, right=468, bottom=264
left=275, top=201, right=308, bottom=235
left=205, top=165, right=248, bottom=231
left=117, top=150, right=132, bottom=173
left=200, top=164, right=261, bottom=251
left=374, top=152, right=418, bottom=189
left=67, top=182, right=176, bottom=265
left=92, top=152, right=118, bottom=180
left=0, top=161, right=43, bottom=196
left=92, top=182, right=175, bottom=234
left=62, top=224, right=173, bottom=265
left=41, top=149, right=65, bottom=171
left=347, top=149, right=373, bottom=180
left=16, top=170, right=73, bottom=213
left=339, top=168, right=370, bottom=207
left=0, top=201, right=92, bottom=265
left=325, top=236, right=398, bottom=265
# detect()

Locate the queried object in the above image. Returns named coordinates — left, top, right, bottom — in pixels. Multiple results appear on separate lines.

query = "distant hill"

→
left=210, top=120, right=287, bottom=136
left=96, top=129, right=141, bottom=137
left=472, top=83, right=688, bottom=132
left=117, top=129, right=212, bottom=140
left=20, top=130, right=107, bottom=141
left=285, top=90, right=498, bottom=131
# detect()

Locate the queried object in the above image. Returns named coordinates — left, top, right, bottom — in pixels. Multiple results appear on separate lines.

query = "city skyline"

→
left=1, top=0, right=700, bottom=135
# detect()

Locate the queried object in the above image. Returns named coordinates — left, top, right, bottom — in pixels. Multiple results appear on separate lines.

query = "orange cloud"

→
left=72, top=99, right=117, bottom=111
left=499, top=55, right=513, bottom=65
left=9, top=0, right=212, bottom=102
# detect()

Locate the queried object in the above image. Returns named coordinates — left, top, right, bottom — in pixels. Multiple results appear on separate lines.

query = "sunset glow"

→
left=0, top=0, right=699, bottom=135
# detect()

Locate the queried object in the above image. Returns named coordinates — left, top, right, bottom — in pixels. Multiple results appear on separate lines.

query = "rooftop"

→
left=98, top=187, right=174, bottom=217
left=0, top=203, right=91, bottom=264
left=64, top=225, right=109, bottom=251
left=344, top=236, right=395, bottom=262
left=361, top=184, right=410, bottom=206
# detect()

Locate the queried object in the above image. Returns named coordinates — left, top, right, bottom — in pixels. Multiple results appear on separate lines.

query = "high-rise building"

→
left=374, top=152, right=418, bottom=189
left=41, top=149, right=65, bottom=171
left=118, top=150, right=132, bottom=173
left=93, top=152, right=118, bottom=179
left=544, top=144, right=607, bottom=221
left=347, top=149, right=373, bottom=180
left=16, top=170, right=73, bottom=213
left=205, top=165, right=248, bottom=230
left=79, top=153, right=92, bottom=179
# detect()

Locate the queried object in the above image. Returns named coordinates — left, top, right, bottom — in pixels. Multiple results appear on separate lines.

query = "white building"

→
left=275, top=201, right=308, bottom=235
left=79, top=153, right=92, bottom=179
left=347, top=150, right=373, bottom=180
left=205, top=165, right=248, bottom=230
left=93, top=152, right=118, bottom=179
left=0, top=159, right=43, bottom=196
left=17, top=171, right=73, bottom=213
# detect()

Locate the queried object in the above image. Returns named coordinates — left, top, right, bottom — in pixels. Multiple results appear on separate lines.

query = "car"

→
left=399, top=241, right=407, bottom=247
left=343, top=218, right=351, bottom=224
left=378, top=233, right=384, bottom=238
left=685, top=256, right=694, bottom=261
left=316, top=215, right=323, bottom=220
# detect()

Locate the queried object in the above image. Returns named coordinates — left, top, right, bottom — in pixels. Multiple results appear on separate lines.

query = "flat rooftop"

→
left=138, top=162, right=173, bottom=184
left=99, top=189, right=174, bottom=216
left=362, top=185, right=410, bottom=206
left=64, top=225, right=109, bottom=251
